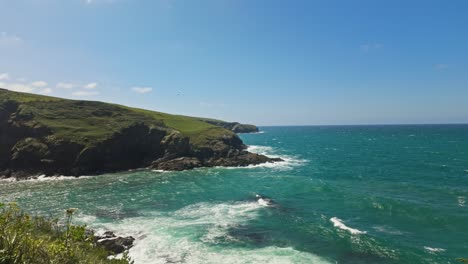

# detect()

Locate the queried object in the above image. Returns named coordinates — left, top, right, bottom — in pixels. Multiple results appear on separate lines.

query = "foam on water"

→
left=257, top=198, right=270, bottom=207
left=372, top=225, right=404, bottom=235
left=151, top=169, right=171, bottom=173
left=247, top=145, right=275, bottom=155
left=75, top=213, right=98, bottom=224
left=0, top=174, right=93, bottom=183
left=82, top=201, right=331, bottom=264
left=330, top=217, right=367, bottom=235
left=251, top=131, right=265, bottom=134
left=424, top=246, right=446, bottom=253
left=245, top=145, right=308, bottom=170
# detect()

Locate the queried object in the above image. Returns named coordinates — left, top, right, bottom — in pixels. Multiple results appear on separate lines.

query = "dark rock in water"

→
left=96, top=231, right=135, bottom=254
left=206, top=152, right=283, bottom=167
left=152, top=157, right=202, bottom=171
left=98, top=231, right=116, bottom=239
left=227, top=226, right=270, bottom=245
left=255, top=194, right=278, bottom=207
left=150, top=152, right=283, bottom=171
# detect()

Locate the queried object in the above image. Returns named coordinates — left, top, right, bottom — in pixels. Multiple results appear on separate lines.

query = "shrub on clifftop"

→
left=0, top=203, right=132, bottom=264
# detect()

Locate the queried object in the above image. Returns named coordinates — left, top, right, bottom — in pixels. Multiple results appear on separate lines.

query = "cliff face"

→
left=0, top=89, right=279, bottom=178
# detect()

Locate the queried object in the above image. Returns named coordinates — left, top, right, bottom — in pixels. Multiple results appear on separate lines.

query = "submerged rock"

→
left=206, top=152, right=283, bottom=167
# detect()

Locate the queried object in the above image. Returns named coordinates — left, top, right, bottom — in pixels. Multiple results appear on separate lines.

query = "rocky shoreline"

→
left=0, top=121, right=281, bottom=179
left=151, top=151, right=282, bottom=171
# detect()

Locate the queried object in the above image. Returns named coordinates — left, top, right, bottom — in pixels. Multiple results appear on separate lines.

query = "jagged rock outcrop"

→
left=152, top=157, right=202, bottom=171
left=95, top=231, right=135, bottom=254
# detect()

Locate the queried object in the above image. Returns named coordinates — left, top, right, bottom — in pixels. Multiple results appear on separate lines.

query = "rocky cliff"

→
left=0, top=89, right=280, bottom=178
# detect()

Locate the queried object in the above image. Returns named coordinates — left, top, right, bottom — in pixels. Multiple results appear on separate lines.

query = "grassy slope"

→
left=0, top=89, right=234, bottom=148
left=0, top=203, right=131, bottom=264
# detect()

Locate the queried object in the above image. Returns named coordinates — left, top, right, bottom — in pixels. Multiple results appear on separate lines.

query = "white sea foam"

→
left=0, top=174, right=92, bottom=183
left=151, top=169, right=171, bottom=173
left=243, top=145, right=308, bottom=171
left=372, top=225, right=404, bottom=235
left=0, top=177, right=17, bottom=183
left=82, top=201, right=331, bottom=264
left=257, top=198, right=270, bottom=207
left=330, top=217, right=367, bottom=235
left=424, top=246, right=446, bottom=253
left=458, top=196, right=466, bottom=207
left=251, top=131, right=265, bottom=134
left=118, top=179, right=129, bottom=184
left=247, top=145, right=275, bottom=155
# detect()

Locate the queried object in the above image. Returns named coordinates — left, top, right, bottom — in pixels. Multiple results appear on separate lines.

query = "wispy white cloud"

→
left=2, top=83, right=35, bottom=93
left=360, top=43, right=383, bottom=52
left=0, top=32, right=23, bottom=46
left=31, top=81, right=48, bottom=88
left=57, top=82, right=75, bottom=89
left=38, top=88, right=53, bottom=95
left=0, top=73, right=9, bottom=80
left=83, top=82, right=98, bottom=89
left=131, top=87, right=153, bottom=94
left=72, top=90, right=99, bottom=97
left=434, top=64, right=449, bottom=70
left=1, top=73, right=105, bottom=97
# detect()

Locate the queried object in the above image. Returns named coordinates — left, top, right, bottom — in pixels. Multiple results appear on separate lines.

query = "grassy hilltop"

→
left=0, top=89, right=274, bottom=177
left=0, top=88, right=235, bottom=148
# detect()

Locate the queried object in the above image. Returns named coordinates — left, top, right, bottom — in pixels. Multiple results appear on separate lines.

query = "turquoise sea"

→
left=1, top=125, right=467, bottom=263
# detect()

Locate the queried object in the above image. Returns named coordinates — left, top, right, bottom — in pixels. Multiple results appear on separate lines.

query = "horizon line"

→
left=257, top=123, right=468, bottom=127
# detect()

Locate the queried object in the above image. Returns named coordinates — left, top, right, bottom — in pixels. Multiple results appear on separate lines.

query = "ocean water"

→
left=1, top=125, right=468, bottom=263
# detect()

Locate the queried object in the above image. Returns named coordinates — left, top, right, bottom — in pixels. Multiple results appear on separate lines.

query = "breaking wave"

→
left=83, top=201, right=331, bottom=264
left=330, top=217, right=367, bottom=235
left=244, top=145, right=308, bottom=170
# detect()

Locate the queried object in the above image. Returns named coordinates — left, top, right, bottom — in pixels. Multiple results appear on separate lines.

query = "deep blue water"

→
left=1, top=125, right=467, bottom=263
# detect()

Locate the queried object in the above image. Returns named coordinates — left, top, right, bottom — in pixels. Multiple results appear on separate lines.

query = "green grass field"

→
left=0, top=89, right=235, bottom=148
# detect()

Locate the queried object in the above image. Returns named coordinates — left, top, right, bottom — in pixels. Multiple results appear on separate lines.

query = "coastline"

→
left=0, top=142, right=310, bottom=181
left=1, top=89, right=274, bottom=180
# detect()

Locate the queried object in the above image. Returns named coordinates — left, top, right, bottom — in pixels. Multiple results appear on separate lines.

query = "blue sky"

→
left=1, top=0, right=467, bottom=125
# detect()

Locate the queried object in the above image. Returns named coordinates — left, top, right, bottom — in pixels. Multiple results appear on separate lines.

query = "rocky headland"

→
left=0, top=89, right=281, bottom=179
left=198, top=119, right=260, bottom=133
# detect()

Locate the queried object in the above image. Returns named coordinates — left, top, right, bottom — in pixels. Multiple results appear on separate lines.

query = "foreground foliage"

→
left=0, top=203, right=132, bottom=264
